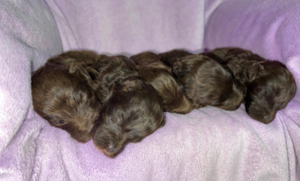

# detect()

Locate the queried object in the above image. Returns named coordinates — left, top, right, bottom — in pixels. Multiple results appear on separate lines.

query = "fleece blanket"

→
left=0, top=0, right=299, bottom=180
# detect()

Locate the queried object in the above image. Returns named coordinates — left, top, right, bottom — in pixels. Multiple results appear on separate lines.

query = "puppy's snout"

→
left=262, top=114, right=274, bottom=124
left=102, top=143, right=125, bottom=158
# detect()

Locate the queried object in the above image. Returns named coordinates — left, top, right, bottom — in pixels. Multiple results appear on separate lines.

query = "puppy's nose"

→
left=106, top=144, right=117, bottom=153
left=262, top=114, right=274, bottom=124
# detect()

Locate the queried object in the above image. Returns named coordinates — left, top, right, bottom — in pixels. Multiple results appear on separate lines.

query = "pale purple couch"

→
left=0, top=0, right=299, bottom=180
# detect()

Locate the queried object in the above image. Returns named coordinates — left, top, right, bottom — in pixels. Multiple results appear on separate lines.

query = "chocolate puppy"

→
left=206, top=47, right=297, bottom=123
left=93, top=77, right=165, bottom=157
left=245, top=61, right=297, bottom=123
left=31, top=63, right=100, bottom=142
left=172, top=54, right=246, bottom=110
left=131, top=51, right=193, bottom=114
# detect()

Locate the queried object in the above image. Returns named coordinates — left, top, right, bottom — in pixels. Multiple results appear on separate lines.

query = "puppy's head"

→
left=32, top=64, right=100, bottom=142
left=93, top=77, right=165, bottom=157
left=138, top=62, right=193, bottom=114
left=245, top=61, right=297, bottom=123
left=173, top=55, right=245, bottom=110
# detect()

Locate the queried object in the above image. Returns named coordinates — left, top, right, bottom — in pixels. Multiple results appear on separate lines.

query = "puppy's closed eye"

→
left=53, top=119, right=66, bottom=126
left=50, top=116, right=67, bottom=126
left=126, top=130, right=143, bottom=142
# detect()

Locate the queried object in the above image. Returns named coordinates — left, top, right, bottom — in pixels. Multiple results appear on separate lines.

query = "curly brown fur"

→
left=173, top=54, right=245, bottom=110
left=47, top=50, right=109, bottom=89
left=31, top=63, right=101, bottom=142
left=131, top=51, right=193, bottom=113
left=244, top=61, right=296, bottom=123
left=204, top=47, right=265, bottom=84
left=92, top=55, right=139, bottom=104
left=93, top=77, right=165, bottom=158
left=47, top=50, right=108, bottom=69
left=130, top=51, right=161, bottom=68
left=159, top=49, right=193, bottom=67
left=207, top=47, right=297, bottom=123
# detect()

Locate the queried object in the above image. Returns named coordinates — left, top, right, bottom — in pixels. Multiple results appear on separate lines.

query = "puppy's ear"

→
left=172, top=60, right=184, bottom=78
left=118, top=78, right=144, bottom=92
left=244, top=62, right=264, bottom=82
left=173, top=55, right=205, bottom=78
left=69, top=62, right=99, bottom=88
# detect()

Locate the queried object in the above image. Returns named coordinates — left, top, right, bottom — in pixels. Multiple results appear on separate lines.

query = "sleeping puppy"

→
left=31, top=63, right=100, bottom=142
left=130, top=51, right=193, bottom=114
left=172, top=54, right=246, bottom=110
left=245, top=61, right=297, bottom=123
left=206, top=47, right=297, bottom=123
left=93, top=76, right=165, bottom=158
left=158, top=49, right=193, bottom=67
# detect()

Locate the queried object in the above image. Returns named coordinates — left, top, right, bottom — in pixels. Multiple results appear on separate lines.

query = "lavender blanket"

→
left=0, top=0, right=299, bottom=180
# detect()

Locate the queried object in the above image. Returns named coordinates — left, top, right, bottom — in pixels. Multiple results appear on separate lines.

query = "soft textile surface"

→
left=0, top=0, right=299, bottom=180
left=0, top=1, right=62, bottom=178
left=46, top=0, right=205, bottom=54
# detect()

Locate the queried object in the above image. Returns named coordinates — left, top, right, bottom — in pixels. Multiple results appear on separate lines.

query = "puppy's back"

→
left=159, top=49, right=193, bottom=67
left=47, top=50, right=103, bottom=68
left=173, top=54, right=245, bottom=110
left=130, top=51, right=161, bottom=68
left=138, top=61, right=193, bottom=114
